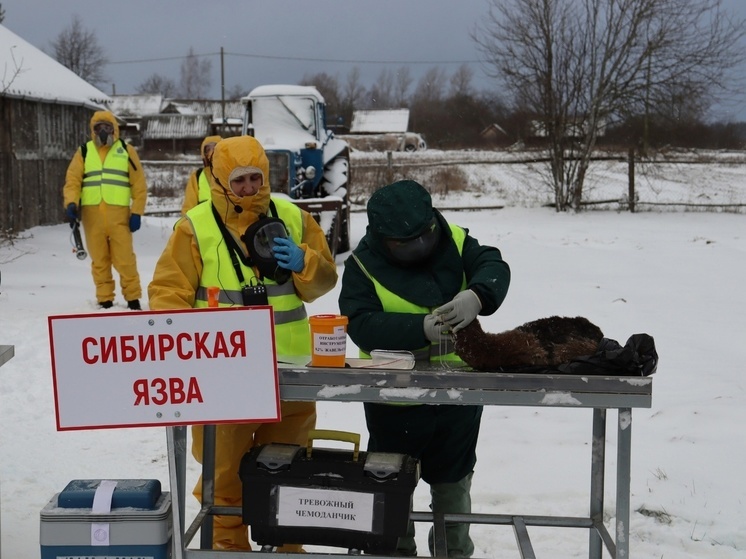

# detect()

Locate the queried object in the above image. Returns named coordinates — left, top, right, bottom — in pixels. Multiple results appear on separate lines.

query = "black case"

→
left=239, top=430, right=420, bottom=553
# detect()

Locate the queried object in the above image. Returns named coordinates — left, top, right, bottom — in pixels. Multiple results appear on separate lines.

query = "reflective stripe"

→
left=80, top=140, right=132, bottom=207
left=357, top=224, right=467, bottom=363
left=188, top=198, right=310, bottom=356
left=194, top=286, right=308, bottom=324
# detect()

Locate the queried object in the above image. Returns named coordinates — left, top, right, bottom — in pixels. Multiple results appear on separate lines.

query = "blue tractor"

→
left=241, top=85, right=351, bottom=256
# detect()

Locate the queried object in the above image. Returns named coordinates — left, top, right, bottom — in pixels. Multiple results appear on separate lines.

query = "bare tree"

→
left=368, top=68, right=395, bottom=108
left=225, top=84, right=249, bottom=100
left=50, top=14, right=108, bottom=87
left=0, top=3, right=5, bottom=24
left=342, top=67, right=366, bottom=110
left=1, top=45, right=24, bottom=94
left=413, top=66, right=448, bottom=103
left=179, top=47, right=211, bottom=99
left=136, top=73, right=177, bottom=97
left=449, top=64, right=475, bottom=97
left=473, top=0, right=746, bottom=210
left=300, top=71, right=342, bottom=118
left=394, top=66, right=413, bottom=106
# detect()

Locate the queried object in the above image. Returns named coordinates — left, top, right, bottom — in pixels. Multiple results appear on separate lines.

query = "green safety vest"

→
left=355, top=224, right=467, bottom=362
left=186, top=197, right=310, bottom=356
left=80, top=140, right=132, bottom=206
left=197, top=168, right=211, bottom=203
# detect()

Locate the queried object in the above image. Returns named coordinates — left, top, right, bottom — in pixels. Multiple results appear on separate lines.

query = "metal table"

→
left=167, top=363, right=653, bottom=559
left=0, top=344, right=15, bottom=559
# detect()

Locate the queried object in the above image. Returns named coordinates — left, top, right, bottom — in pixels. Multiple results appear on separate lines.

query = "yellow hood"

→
left=210, top=136, right=271, bottom=225
left=89, top=110, right=120, bottom=141
left=201, top=135, right=222, bottom=157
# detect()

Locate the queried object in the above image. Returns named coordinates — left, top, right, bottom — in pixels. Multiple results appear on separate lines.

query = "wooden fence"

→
left=0, top=97, right=93, bottom=234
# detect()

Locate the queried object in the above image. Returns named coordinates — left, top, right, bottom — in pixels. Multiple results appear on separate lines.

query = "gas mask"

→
left=93, top=122, right=114, bottom=147
left=241, top=217, right=292, bottom=284
left=383, top=217, right=442, bottom=267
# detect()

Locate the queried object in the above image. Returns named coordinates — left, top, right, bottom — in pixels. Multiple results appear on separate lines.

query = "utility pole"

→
left=220, top=46, right=226, bottom=136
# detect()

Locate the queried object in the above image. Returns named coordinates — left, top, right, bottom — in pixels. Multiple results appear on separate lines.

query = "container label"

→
left=312, top=330, right=346, bottom=356
left=276, top=486, right=373, bottom=532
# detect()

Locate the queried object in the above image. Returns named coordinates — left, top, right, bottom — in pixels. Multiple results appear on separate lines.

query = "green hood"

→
left=367, top=180, right=434, bottom=240
left=356, top=180, right=464, bottom=308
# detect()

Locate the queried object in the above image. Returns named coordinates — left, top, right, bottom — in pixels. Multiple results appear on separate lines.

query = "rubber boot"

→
left=428, top=473, right=475, bottom=558
left=395, top=519, right=418, bottom=556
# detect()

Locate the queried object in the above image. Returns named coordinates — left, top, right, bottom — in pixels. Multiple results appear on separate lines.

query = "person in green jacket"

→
left=338, top=179, right=511, bottom=557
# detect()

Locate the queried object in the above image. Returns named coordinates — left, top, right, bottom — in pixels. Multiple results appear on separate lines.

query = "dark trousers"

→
left=363, top=403, right=483, bottom=484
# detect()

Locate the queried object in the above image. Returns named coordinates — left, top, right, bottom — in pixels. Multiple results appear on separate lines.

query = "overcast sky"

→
left=2, top=0, right=746, bottom=121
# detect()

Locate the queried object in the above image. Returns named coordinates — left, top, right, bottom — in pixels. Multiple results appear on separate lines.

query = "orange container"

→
left=207, top=286, right=220, bottom=308
left=309, top=314, right=348, bottom=367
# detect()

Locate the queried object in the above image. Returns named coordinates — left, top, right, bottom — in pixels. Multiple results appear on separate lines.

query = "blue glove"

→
left=129, top=213, right=141, bottom=232
left=272, top=236, right=305, bottom=273
left=433, top=289, right=482, bottom=333
left=65, top=203, right=79, bottom=223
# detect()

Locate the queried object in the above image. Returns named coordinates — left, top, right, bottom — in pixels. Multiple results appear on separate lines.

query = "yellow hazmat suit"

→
left=62, top=111, right=147, bottom=306
left=148, top=135, right=338, bottom=550
left=180, top=135, right=222, bottom=216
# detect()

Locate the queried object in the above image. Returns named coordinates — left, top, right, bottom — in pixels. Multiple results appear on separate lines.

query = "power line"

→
left=108, top=50, right=480, bottom=66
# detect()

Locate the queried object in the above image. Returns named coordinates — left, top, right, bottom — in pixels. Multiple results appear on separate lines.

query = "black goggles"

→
left=93, top=122, right=114, bottom=133
left=384, top=217, right=441, bottom=264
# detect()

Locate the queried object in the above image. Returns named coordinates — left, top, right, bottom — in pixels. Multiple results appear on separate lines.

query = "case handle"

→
left=306, top=429, right=360, bottom=462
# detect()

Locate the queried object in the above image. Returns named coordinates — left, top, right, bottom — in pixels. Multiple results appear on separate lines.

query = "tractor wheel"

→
left=321, top=153, right=351, bottom=254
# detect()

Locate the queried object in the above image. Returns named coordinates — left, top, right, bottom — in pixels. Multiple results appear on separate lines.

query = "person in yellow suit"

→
left=148, top=135, right=338, bottom=551
left=63, top=110, right=147, bottom=310
left=180, top=135, right=221, bottom=216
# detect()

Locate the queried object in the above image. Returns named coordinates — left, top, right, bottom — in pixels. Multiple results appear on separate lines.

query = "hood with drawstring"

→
left=201, top=135, right=222, bottom=164
left=149, top=134, right=339, bottom=310
left=89, top=111, right=120, bottom=146
left=202, top=134, right=222, bottom=154
left=209, top=135, right=271, bottom=230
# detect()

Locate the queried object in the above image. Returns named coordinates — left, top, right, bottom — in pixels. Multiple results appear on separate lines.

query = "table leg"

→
left=167, top=426, right=188, bottom=559
left=616, top=409, right=632, bottom=558
left=589, top=408, right=606, bottom=559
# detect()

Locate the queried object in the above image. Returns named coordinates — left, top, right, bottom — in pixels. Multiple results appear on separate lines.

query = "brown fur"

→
left=453, top=316, right=604, bottom=370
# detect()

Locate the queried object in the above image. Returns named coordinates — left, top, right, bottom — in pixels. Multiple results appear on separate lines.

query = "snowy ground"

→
left=1, top=153, right=745, bottom=558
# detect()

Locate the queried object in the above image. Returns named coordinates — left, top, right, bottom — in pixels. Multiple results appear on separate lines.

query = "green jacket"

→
left=339, top=210, right=510, bottom=355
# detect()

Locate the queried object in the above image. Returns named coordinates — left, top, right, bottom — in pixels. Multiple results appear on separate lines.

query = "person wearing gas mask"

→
left=338, top=179, right=510, bottom=558
left=148, top=135, right=337, bottom=551
left=180, top=135, right=222, bottom=216
left=62, top=110, right=147, bottom=310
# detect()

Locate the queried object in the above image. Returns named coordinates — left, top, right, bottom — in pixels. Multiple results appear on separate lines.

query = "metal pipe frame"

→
left=167, top=365, right=652, bottom=559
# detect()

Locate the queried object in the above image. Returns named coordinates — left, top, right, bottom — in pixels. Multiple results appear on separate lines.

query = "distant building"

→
left=0, top=23, right=110, bottom=233
left=108, top=95, right=243, bottom=157
left=343, top=109, right=427, bottom=152
left=351, top=109, right=411, bottom=134
left=480, top=123, right=510, bottom=146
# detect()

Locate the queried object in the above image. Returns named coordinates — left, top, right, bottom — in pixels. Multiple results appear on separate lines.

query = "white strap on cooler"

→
left=90, top=479, right=118, bottom=546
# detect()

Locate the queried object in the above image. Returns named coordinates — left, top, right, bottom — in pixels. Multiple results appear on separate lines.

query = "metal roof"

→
left=165, top=99, right=244, bottom=120
left=141, top=114, right=212, bottom=139
left=109, top=94, right=165, bottom=117
left=351, top=109, right=410, bottom=133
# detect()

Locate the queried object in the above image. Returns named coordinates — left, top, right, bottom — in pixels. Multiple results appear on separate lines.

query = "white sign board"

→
left=48, top=307, right=280, bottom=431
left=277, top=486, right=374, bottom=532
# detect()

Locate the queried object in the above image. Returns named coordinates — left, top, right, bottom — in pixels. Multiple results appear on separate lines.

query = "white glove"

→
left=423, top=314, right=450, bottom=343
left=434, top=290, right=482, bottom=333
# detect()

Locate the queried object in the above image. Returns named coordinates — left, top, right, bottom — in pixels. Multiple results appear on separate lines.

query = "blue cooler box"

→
left=40, top=479, right=172, bottom=559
